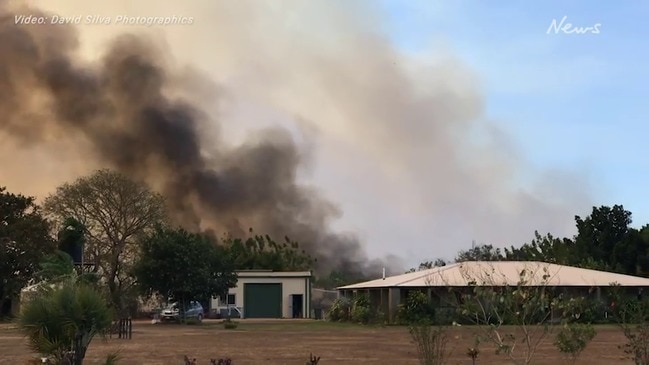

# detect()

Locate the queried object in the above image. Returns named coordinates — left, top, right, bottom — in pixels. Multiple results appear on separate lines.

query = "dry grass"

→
left=0, top=320, right=634, bottom=364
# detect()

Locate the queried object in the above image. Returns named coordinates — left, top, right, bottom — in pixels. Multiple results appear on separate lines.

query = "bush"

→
left=223, top=319, right=238, bottom=329
left=18, top=279, right=113, bottom=364
left=397, top=291, right=436, bottom=325
left=554, top=323, right=596, bottom=364
left=409, top=324, right=451, bottom=365
left=327, top=298, right=351, bottom=322
left=351, top=294, right=372, bottom=324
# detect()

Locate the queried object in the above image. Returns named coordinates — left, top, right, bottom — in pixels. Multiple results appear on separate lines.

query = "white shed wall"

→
left=211, top=276, right=310, bottom=318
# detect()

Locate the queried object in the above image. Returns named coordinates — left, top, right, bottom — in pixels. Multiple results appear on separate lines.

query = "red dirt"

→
left=0, top=320, right=634, bottom=364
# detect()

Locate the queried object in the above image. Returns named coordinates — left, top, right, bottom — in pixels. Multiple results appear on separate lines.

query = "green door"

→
left=243, top=283, right=282, bottom=318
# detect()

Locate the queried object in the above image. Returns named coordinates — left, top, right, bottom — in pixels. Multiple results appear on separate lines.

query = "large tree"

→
left=504, top=231, right=574, bottom=265
left=224, top=230, right=315, bottom=272
left=0, top=186, right=54, bottom=316
left=455, top=244, right=504, bottom=262
left=43, top=169, right=167, bottom=314
left=574, top=205, right=636, bottom=272
left=406, top=259, right=447, bottom=273
left=133, top=226, right=237, bottom=316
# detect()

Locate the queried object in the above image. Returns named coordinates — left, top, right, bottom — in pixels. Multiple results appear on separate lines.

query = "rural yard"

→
left=0, top=320, right=635, bottom=364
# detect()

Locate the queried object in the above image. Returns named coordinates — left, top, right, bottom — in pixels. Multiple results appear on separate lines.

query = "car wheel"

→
left=197, top=314, right=203, bottom=322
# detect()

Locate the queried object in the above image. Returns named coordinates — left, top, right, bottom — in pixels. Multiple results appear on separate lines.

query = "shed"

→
left=211, top=270, right=312, bottom=319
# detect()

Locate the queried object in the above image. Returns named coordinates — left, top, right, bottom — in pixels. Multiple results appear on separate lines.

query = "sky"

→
left=379, top=0, right=649, bottom=220
left=4, top=0, right=649, bottom=271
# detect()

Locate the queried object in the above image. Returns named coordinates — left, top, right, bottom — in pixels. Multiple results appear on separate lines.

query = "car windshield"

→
left=164, top=302, right=178, bottom=310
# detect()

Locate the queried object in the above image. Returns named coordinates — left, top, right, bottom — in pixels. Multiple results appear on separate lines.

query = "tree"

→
left=608, top=285, right=649, bottom=365
left=133, top=226, right=237, bottom=320
left=574, top=205, right=632, bottom=270
left=453, top=263, right=578, bottom=365
left=406, top=259, right=447, bottom=273
left=504, top=231, right=574, bottom=265
left=223, top=230, right=315, bottom=271
left=455, top=244, right=503, bottom=262
left=0, top=186, right=54, bottom=317
left=43, top=169, right=167, bottom=315
left=18, top=279, right=113, bottom=365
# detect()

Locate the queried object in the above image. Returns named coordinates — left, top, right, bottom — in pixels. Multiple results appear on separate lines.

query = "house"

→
left=337, top=261, right=649, bottom=323
left=211, top=270, right=312, bottom=319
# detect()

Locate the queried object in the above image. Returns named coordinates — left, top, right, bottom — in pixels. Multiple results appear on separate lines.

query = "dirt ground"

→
left=0, top=320, right=635, bottom=364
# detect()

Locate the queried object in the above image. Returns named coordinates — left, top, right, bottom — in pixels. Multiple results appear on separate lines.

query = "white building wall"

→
left=211, top=274, right=310, bottom=318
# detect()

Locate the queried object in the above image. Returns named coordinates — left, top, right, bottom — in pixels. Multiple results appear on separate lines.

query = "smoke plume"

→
left=0, top=1, right=592, bottom=273
left=0, top=2, right=394, bottom=275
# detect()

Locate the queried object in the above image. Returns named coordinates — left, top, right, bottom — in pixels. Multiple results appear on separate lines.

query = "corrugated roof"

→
left=236, top=270, right=312, bottom=278
left=337, top=261, right=649, bottom=289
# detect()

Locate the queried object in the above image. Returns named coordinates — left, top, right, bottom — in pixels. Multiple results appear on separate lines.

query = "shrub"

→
left=608, top=288, right=649, bottom=365
left=409, top=323, right=451, bottom=365
left=18, top=279, right=113, bottom=364
left=210, top=358, right=233, bottom=365
left=351, top=294, right=372, bottom=324
left=223, top=319, right=238, bottom=329
left=327, top=298, right=351, bottom=322
left=554, top=323, right=596, bottom=364
left=397, top=291, right=436, bottom=325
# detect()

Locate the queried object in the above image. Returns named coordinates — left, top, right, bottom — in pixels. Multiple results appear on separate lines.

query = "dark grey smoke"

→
left=0, top=4, right=392, bottom=276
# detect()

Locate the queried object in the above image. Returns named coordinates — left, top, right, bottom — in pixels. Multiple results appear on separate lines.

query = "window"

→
left=226, top=294, right=236, bottom=305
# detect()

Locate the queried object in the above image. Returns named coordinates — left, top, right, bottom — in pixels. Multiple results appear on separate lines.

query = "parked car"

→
left=159, top=301, right=204, bottom=322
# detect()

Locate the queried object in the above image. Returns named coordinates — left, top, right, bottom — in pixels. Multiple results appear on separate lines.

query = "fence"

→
left=110, top=317, right=133, bottom=339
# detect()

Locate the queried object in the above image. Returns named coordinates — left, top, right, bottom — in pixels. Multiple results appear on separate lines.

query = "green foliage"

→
left=406, top=259, right=446, bottom=273
left=397, top=291, right=436, bottom=325
left=326, top=298, right=351, bottom=322
left=608, top=292, right=649, bottom=365
left=223, top=318, right=238, bottom=329
left=351, top=294, right=372, bottom=324
left=224, top=229, right=315, bottom=271
left=554, top=323, right=596, bottom=364
left=505, top=231, right=574, bottom=265
left=18, top=279, right=113, bottom=364
left=455, top=244, right=503, bottom=262
left=0, top=186, right=55, bottom=316
left=104, top=352, right=121, bottom=365
left=133, top=226, right=237, bottom=317
left=57, top=217, right=85, bottom=259
left=314, top=270, right=366, bottom=289
left=37, top=250, right=76, bottom=282
left=409, top=324, right=451, bottom=365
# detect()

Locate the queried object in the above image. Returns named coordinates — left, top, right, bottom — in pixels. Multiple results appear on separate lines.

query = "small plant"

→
left=210, top=358, right=233, bottom=365
left=223, top=318, right=238, bottom=330
left=554, top=323, right=596, bottom=364
left=183, top=355, right=197, bottom=365
left=466, top=347, right=479, bottom=365
left=306, top=353, right=321, bottom=364
left=409, top=323, right=451, bottom=365
left=104, top=352, right=121, bottom=365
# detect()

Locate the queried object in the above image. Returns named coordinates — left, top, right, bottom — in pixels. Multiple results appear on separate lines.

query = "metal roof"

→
left=236, top=270, right=312, bottom=278
left=337, top=261, right=649, bottom=289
